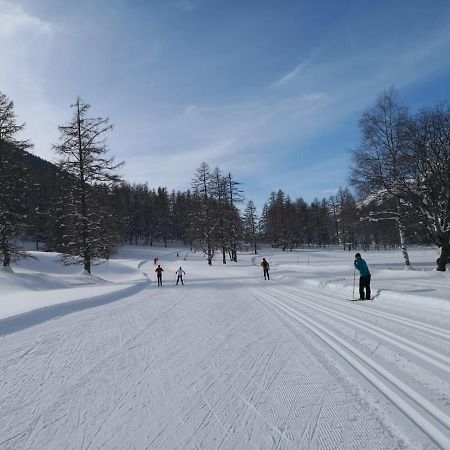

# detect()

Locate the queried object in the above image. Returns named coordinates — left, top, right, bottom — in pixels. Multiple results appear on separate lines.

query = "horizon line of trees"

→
left=1, top=89, right=448, bottom=273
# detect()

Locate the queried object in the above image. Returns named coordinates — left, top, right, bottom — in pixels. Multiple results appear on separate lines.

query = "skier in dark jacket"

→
left=261, top=258, right=270, bottom=280
left=155, top=265, right=164, bottom=286
left=354, top=253, right=371, bottom=300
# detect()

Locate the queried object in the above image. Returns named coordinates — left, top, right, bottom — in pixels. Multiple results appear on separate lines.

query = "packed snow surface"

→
left=0, top=246, right=449, bottom=449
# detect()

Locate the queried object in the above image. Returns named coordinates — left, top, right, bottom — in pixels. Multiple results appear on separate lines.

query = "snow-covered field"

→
left=0, top=246, right=449, bottom=449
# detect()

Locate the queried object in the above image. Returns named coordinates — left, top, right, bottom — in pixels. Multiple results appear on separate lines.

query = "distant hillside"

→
left=0, top=143, right=60, bottom=185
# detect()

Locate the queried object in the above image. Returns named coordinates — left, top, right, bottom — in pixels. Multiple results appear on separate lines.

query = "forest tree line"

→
left=1, top=89, right=449, bottom=272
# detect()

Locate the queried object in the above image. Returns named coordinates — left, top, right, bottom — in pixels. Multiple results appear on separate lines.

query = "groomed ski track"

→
left=248, top=284, right=450, bottom=449
left=1, top=251, right=449, bottom=449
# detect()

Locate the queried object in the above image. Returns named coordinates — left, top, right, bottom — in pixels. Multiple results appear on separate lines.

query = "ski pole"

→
left=352, top=267, right=356, bottom=301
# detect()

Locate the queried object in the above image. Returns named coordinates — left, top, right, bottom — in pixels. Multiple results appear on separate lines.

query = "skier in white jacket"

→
left=175, top=267, right=186, bottom=285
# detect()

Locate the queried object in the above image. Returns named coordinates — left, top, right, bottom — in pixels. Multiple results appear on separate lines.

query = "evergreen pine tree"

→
left=0, top=92, right=33, bottom=268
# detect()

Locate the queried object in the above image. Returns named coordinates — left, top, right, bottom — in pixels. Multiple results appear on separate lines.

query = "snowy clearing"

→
left=0, top=246, right=449, bottom=449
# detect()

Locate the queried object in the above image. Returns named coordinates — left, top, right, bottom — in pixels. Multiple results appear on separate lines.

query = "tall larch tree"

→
left=53, top=98, right=123, bottom=274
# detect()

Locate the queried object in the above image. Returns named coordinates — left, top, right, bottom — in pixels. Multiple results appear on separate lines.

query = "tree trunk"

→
left=84, top=253, right=91, bottom=274
left=77, top=101, right=92, bottom=277
left=207, top=242, right=213, bottom=265
left=222, top=246, right=226, bottom=264
left=397, top=217, right=411, bottom=269
left=1, top=235, right=10, bottom=267
left=437, top=237, right=449, bottom=271
left=2, top=254, right=10, bottom=267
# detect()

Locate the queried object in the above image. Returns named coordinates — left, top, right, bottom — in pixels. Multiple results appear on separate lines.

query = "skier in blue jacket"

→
left=354, top=253, right=371, bottom=300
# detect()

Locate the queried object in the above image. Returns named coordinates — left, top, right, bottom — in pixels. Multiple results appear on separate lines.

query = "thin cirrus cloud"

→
left=272, top=60, right=311, bottom=87
left=272, top=48, right=323, bottom=88
left=113, top=91, right=332, bottom=179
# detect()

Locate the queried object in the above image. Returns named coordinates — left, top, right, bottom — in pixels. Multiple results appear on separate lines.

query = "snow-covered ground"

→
left=0, top=246, right=449, bottom=449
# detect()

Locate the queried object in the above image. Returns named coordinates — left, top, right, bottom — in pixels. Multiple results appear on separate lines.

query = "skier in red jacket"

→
left=155, top=265, right=164, bottom=286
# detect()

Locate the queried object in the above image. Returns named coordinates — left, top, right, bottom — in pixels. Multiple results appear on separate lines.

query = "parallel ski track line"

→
left=283, top=285, right=450, bottom=341
left=267, top=286, right=450, bottom=375
left=248, top=286, right=450, bottom=449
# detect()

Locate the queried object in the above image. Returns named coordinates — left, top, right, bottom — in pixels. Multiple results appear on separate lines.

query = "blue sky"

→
left=2, top=0, right=450, bottom=210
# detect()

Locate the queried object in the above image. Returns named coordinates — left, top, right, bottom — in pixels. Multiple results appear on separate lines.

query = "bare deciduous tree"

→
left=403, top=104, right=450, bottom=271
left=350, top=89, right=412, bottom=267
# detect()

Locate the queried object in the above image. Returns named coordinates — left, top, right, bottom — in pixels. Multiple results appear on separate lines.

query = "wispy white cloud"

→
left=0, top=1, right=53, bottom=36
left=272, top=48, right=323, bottom=87
left=273, top=60, right=310, bottom=87
left=110, top=91, right=335, bottom=195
